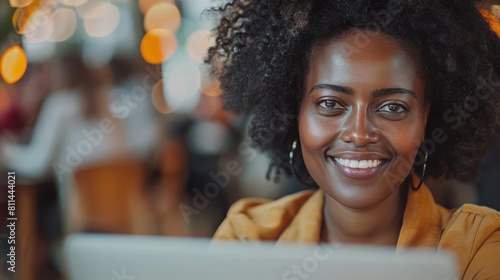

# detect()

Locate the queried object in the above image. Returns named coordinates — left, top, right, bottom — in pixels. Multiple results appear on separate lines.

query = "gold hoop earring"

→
left=289, top=140, right=316, bottom=187
left=410, top=149, right=428, bottom=191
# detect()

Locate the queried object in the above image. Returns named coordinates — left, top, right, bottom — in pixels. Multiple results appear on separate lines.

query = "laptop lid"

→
left=64, top=234, right=457, bottom=280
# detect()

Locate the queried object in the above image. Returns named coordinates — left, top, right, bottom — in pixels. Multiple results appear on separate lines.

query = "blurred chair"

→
left=74, top=159, right=153, bottom=234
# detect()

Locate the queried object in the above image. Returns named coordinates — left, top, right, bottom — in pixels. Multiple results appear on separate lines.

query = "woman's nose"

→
left=340, top=108, right=380, bottom=146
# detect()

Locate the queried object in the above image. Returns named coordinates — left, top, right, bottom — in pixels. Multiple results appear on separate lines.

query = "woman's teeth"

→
left=334, top=158, right=382, bottom=169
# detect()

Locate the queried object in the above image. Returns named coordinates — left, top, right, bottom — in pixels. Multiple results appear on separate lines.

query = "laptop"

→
left=64, top=234, right=457, bottom=280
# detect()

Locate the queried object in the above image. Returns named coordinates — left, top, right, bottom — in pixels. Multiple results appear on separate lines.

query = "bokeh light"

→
left=83, top=3, right=120, bottom=38
left=12, top=4, right=40, bottom=35
left=491, top=20, right=500, bottom=36
left=492, top=5, right=500, bottom=19
left=9, top=0, right=35, bottom=8
left=38, top=0, right=58, bottom=9
left=50, top=8, right=77, bottom=42
left=187, top=30, right=214, bottom=64
left=480, top=7, right=500, bottom=36
left=0, top=85, right=11, bottom=112
left=57, top=0, right=88, bottom=7
left=165, top=61, right=201, bottom=112
left=144, top=3, right=181, bottom=32
left=151, top=80, right=175, bottom=114
left=140, top=29, right=177, bottom=64
left=23, top=9, right=54, bottom=43
left=200, top=65, right=221, bottom=97
left=76, top=0, right=110, bottom=19
left=0, top=46, right=28, bottom=84
left=201, top=77, right=222, bottom=97
left=138, top=0, right=173, bottom=14
left=12, top=8, right=26, bottom=34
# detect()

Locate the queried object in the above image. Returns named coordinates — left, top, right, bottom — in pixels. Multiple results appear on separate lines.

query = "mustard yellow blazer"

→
left=214, top=182, right=500, bottom=279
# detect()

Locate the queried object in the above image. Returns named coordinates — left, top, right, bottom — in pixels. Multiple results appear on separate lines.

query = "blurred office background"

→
left=0, top=0, right=498, bottom=279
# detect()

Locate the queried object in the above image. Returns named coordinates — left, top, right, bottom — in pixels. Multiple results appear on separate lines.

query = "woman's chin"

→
left=321, top=179, right=402, bottom=210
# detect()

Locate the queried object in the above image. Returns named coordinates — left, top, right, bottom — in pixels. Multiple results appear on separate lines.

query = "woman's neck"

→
left=321, top=184, right=408, bottom=246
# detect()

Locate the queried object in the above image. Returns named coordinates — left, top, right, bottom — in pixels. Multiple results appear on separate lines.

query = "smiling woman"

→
left=205, top=0, right=500, bottom=279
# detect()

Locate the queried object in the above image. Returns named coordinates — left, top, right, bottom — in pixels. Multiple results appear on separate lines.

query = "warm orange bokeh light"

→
left=0, top=46, right=28, bottom=84
left=187, top=30, right=215, bottom=64
left=140, top=29, right=177, bottom=64
left=201, top=68, right=221, bottom=97
left=200, top=67, right=222, bottom=97
left=9, top=0, right=35, bottom=8
left=144, top=3, right=181, bottom=32
left=138, top=0, right=174, bottom=14
left=12, top=3, right=38, bottom=34
left=480, top=7, right=500, bottom=36
left=201, top=79, right=222, bottom=97
left=151, top=80, right=175, bottom=114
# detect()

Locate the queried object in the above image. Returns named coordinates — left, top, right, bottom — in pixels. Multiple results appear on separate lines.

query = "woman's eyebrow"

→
left=309, top=84, right=418, bottom=100
left=373, top=88, right=417, bottom=99
left=309, top=84, right=354, bottom=95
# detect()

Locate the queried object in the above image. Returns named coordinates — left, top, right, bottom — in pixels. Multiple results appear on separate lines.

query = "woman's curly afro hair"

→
left=206, top=0, right=500, bottom=183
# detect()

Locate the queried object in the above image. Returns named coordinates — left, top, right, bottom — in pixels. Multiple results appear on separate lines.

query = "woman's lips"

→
left=328, top=157, right=388, bottom=179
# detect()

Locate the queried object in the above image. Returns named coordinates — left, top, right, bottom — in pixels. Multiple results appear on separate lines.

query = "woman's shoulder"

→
left=455, top=203, right=500, bottom=216
left=440, top=203, right=500, bottom=279
left=444, top=203, right=500, bottom=232
left=213, top=190, right=318, bottom=241
left=442, top=203, right=500, bottom=245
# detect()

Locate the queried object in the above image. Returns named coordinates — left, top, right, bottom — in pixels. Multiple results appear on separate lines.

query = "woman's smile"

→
left=328, top=151, right=390, bottom=180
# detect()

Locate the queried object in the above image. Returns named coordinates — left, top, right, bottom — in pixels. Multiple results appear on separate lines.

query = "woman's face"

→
left=298, top=31, right=428, bottom=209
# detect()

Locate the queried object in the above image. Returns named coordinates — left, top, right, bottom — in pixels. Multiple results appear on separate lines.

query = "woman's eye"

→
left=317, top=100, right=345, bottom=110
left=377, top=103, right=408, bottom=114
